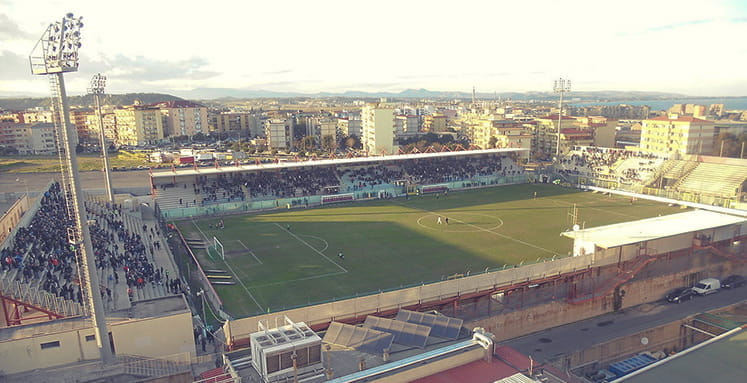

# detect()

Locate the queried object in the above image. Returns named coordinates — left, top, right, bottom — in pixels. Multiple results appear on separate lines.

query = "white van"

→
left=692, top=278, right=721, bottom=295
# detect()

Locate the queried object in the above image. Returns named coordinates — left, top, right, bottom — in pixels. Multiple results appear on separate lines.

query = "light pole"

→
left=553, top=78, right=571, bottom=157
left=29, top=13, right=113, bottom=364
left=89, top=73, right=114, bottom=204
left=197, top=289, right=207, bottom=336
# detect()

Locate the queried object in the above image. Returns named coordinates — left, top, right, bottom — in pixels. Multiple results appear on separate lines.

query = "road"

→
left=503, top=287, right=747, bottom=362
left=0, top=170, right=152, bottom=194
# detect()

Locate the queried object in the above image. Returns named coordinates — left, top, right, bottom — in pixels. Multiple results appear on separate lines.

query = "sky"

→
left=1, top=0, right=746, bottom=98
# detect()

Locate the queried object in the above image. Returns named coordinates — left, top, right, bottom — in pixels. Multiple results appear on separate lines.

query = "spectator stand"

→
left=151, top=149, right=528, bottom=219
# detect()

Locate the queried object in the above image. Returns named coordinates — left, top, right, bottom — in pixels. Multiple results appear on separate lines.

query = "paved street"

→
left=504, top=287, right=747, bottom=362
left=1, top=170, right=152, bottom=194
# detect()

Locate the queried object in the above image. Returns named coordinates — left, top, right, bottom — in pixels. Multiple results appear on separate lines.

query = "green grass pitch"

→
left=174, top=184, right=684, bottom=318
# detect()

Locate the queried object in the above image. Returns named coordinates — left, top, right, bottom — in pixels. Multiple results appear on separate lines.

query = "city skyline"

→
left=1, top=0, right=746, bottom=99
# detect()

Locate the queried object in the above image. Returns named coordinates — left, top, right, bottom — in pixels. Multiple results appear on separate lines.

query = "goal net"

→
left=211, top=236, right=225, bottom=261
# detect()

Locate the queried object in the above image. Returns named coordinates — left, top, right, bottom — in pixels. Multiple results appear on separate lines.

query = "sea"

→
left=570, top=97, right=747, bottom=112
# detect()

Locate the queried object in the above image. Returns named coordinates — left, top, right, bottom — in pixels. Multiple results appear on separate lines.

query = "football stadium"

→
left=2, top=147, right=746, bottom=383
left=175, top=183, right=683, bottom=317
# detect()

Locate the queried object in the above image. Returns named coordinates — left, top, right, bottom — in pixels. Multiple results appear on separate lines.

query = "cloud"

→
left=0, top=14, right=34, bottom=39
left=81, top=55, right=220, bottom=82
left=646, top=19, right=713, bottom=32
left=261, top=69, right=292, bottom=75
left=0, top=51, right=31, bottom=79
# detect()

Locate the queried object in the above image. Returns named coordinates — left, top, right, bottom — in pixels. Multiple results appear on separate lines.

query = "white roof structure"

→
left=562, top=210, right=746, bottom=249
left=151, top=148, right=525, bottom=179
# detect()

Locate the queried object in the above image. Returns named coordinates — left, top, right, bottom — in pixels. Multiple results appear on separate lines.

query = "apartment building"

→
left=338, top=117, right=362, bottom=137
left=114, top=105, right=164, bottom=146
left=215, top=112, right=260, bottom=137
left=0, top=122, right=56, bottom=154
left=361, top=103, right=395, bottom=155
left=640, top=114, right=715, bottom=156
left=264, top=119, right=293, bottom=150
left=150, top=100, right=208, bottom=137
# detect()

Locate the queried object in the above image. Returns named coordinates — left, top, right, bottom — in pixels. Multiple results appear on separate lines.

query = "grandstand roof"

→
left=151, top=148, right=526, bottom=179
left=562, top=210, right=746, bottom=249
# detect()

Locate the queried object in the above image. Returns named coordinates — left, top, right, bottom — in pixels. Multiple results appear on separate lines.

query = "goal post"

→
left=213, top=236, right=225, bottom=261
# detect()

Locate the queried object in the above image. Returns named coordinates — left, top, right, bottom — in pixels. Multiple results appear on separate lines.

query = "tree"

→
left=714, top=132, right=739, bottom=157
left=343, top=135, right=361, bottom=150
left=321, top=134, right=337, bottom=153
left=488, top=136, right=498, bottom=149
left=301, top=136, right=316, bottom=152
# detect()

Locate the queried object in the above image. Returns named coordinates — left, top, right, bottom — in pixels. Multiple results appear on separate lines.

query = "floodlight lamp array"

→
left=554, top=78, right=571, bottom=93
left=89, top=73, right=106, bottom=94
left=30, top=13, right=84, bottom=75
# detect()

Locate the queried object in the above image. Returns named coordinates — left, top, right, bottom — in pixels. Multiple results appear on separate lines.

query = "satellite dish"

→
left=641, top=337, right=649, bottom=345
left=572, top=224, right=580, bottom=231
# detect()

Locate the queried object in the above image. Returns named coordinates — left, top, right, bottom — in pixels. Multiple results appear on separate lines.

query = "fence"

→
left=168, top=220, right=225, bottom=324
left=159, top=174, right=529, bottom=220
left=224, top=245, right=634, bottom=347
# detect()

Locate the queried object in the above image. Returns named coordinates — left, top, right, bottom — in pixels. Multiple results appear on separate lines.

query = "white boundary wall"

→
left=224, top=250, right=630, bottom=346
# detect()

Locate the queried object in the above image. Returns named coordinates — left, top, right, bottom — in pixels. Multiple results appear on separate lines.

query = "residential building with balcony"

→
left=361, top=103, right=395, bottom=155
left=114, top=105, right=164, bottom=146
left=640, top=114, right=715, bottom=157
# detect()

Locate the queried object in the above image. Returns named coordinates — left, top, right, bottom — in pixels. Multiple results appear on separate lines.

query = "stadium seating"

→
left=1, top=183, right=178, bottom=317
left=676, top=163, right=747, bottom=197
left=154, top=154, right=524, bottom=208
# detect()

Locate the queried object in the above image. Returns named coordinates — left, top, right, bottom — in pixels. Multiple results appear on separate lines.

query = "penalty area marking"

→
left=416, top=213, right=504, bottom=232
left=274, top=223, right=348, bottom=273
left=237, top=240, right=263, bottom=265
left=247, top=270, right=347, bottom=289
left=190, top=220, right=264, bottom=312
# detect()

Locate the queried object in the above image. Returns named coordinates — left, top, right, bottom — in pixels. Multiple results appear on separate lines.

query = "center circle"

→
left=416, top=212, right=504, bottom=232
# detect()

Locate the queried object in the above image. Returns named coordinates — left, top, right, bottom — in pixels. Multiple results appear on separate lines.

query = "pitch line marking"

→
left=547, top=196, right=639, bottom=219
left=416, top=213, right=504, bottom=232
left=220, top=255, right=265, bottom=312
left=273, top=223, right=348, bottom=273
left=191, top=220, right=264, bottom=312
left=248, top=271, right=347, bottom=289
left=395, top=202, right=563, bottom=257
left=298, top=234, right=330, bottom=253
left=237, top=240, right=263, bottom=264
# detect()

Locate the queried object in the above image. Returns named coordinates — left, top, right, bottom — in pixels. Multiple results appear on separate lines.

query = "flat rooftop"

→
left=0, top=295, right=189, bottom=342
left=562, top=210, right=746, bottom=249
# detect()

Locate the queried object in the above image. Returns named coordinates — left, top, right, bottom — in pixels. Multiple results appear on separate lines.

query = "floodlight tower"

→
left=553, top=77, right=571, bottom=157
left=29, top=13, right=113, bottom=364
left=89, top=73, right=114, bottom=204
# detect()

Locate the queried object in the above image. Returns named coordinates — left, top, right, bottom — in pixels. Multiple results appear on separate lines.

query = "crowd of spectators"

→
left=402, top=155, right=520, bottom=184
left=1, top=183, right=82, bottom=302
left=158, top=154, right=524, bottom=204
left=556, top=147, right=662, bottom=184
left=1, top=182, right=177, bottom=307
left=340, top=165, right=405, bottom=191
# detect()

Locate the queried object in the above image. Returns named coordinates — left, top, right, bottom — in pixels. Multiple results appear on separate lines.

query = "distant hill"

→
left=174, top=87, right=690, bottom=101
left=0, top=89, right=699, bottom=111
left=0, top=93, right=184, bottom=111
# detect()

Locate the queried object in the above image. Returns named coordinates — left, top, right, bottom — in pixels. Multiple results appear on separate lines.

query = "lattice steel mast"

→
left=89, top=73, right=115, bottom=204
left=29, top=13, right=113, bottom=364
left=553, top=77, right=571, bottom=157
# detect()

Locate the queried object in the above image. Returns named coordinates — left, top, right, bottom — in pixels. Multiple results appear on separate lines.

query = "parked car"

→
left=721, top=275, right=745, bottom=289
left=665, top=287, right=696, bottom=303
left=692, top=278, right=721, bottom=296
